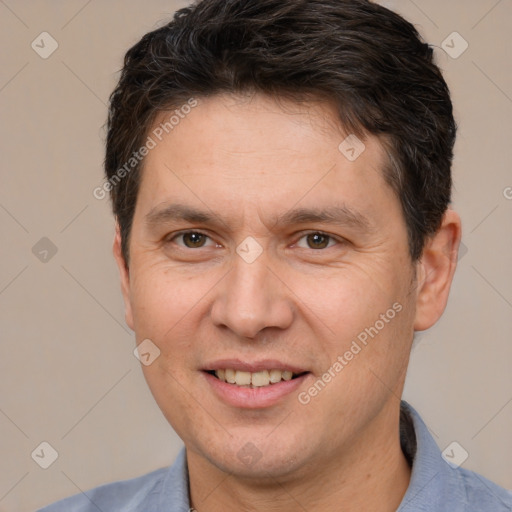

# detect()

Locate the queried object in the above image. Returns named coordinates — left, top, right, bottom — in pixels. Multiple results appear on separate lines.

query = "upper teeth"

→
left=215, top=369, right=294, bottom=387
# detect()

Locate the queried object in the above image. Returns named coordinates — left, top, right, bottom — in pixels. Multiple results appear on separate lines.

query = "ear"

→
left=113, top=221, right=134, bottom=330
left=413, top=209, right=462, bottom=331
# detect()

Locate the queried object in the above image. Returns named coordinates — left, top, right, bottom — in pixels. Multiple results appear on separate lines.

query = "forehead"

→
left=136, top=93, right=394, bottom=224
left=147, top=93, right=376, bottom=164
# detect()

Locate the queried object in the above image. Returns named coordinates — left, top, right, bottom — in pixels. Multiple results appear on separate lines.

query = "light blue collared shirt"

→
left=37, top=401, right=512, bottom=511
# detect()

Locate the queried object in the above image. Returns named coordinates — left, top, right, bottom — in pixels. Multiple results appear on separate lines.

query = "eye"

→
left=170, top=231, right=216, bottom=249
left=296, top=232, right=337, bottom=250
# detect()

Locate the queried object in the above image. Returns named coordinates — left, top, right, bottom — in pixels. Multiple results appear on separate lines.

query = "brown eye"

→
left=306, top=233, right=331, bottom=249
left=182, top=232, right=207, bottom=248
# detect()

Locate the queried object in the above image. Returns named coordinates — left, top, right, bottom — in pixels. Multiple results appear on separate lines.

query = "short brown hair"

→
left=105, top=0, right=456, bottom=264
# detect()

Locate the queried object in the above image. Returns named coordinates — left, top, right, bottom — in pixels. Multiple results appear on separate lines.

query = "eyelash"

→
left=166, top=230, right=342, bottom=250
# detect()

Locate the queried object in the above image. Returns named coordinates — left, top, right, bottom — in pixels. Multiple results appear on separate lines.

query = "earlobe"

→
left=413, top=209, right=462, bottom=331
left=112, top=222, right=134, bottom=331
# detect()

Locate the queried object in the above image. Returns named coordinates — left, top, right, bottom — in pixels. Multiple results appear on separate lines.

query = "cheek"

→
left=297, top=267, right=399, bottom=336
left=128, top=262, right=223, bottom=378
left=296, top=262, right=414, bottom=381
left=129, top=262, right=204, bottom=336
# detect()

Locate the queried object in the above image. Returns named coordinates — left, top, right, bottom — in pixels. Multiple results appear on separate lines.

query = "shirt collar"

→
left=158, top=448, right=190, bottom=511
left=398, top=400, right=467, bottom=511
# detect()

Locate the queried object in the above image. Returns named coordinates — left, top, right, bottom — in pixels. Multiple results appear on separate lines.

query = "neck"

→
left=187, top=402, right=411, bottom=512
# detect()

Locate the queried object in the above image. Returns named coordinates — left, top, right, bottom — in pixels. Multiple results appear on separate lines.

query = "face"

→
left=114, top=93, right=456, bottom=481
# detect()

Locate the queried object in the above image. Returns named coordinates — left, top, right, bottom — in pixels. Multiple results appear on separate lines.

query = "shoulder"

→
left=399, top=402, right=512, bottom=512
left=36, top=466, right=169, bottom=512
left=458, top=467, right=512, bottom=511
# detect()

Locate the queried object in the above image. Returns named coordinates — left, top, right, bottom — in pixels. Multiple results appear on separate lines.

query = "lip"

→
left=202, top=358, right=308, bottom=374
left=203, top=371, right=310, bottom=409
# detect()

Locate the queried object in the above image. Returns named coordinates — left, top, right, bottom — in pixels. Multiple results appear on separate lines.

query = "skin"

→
left=113, top=93, right=461, bottom=512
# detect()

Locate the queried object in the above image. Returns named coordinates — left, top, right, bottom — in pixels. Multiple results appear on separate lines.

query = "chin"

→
left=194, top=431, right=314, bottom=481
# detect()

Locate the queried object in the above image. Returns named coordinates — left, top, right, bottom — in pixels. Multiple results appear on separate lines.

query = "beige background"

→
left=0, top=0, right=511, bottom=510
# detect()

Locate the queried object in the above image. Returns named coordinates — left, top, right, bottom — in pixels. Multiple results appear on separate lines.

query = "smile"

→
left=202, top=361, right=311, bottom=408
left=208, top=369, right=306, bottom=387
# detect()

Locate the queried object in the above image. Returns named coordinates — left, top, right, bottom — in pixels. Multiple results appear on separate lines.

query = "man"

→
left=39, top=0, right=512, bottom=510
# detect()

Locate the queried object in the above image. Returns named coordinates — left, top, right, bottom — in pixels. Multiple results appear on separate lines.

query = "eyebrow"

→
left=144, top=202, right=372, bottom=232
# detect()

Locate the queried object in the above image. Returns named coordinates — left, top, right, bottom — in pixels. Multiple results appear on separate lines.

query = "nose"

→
left=210, top=253, right=294, bottom=339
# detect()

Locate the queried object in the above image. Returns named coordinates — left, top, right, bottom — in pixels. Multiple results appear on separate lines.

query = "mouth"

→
left=202, top=359, right=311, bottom=408
left=205, top=368, right=309, bottom=388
